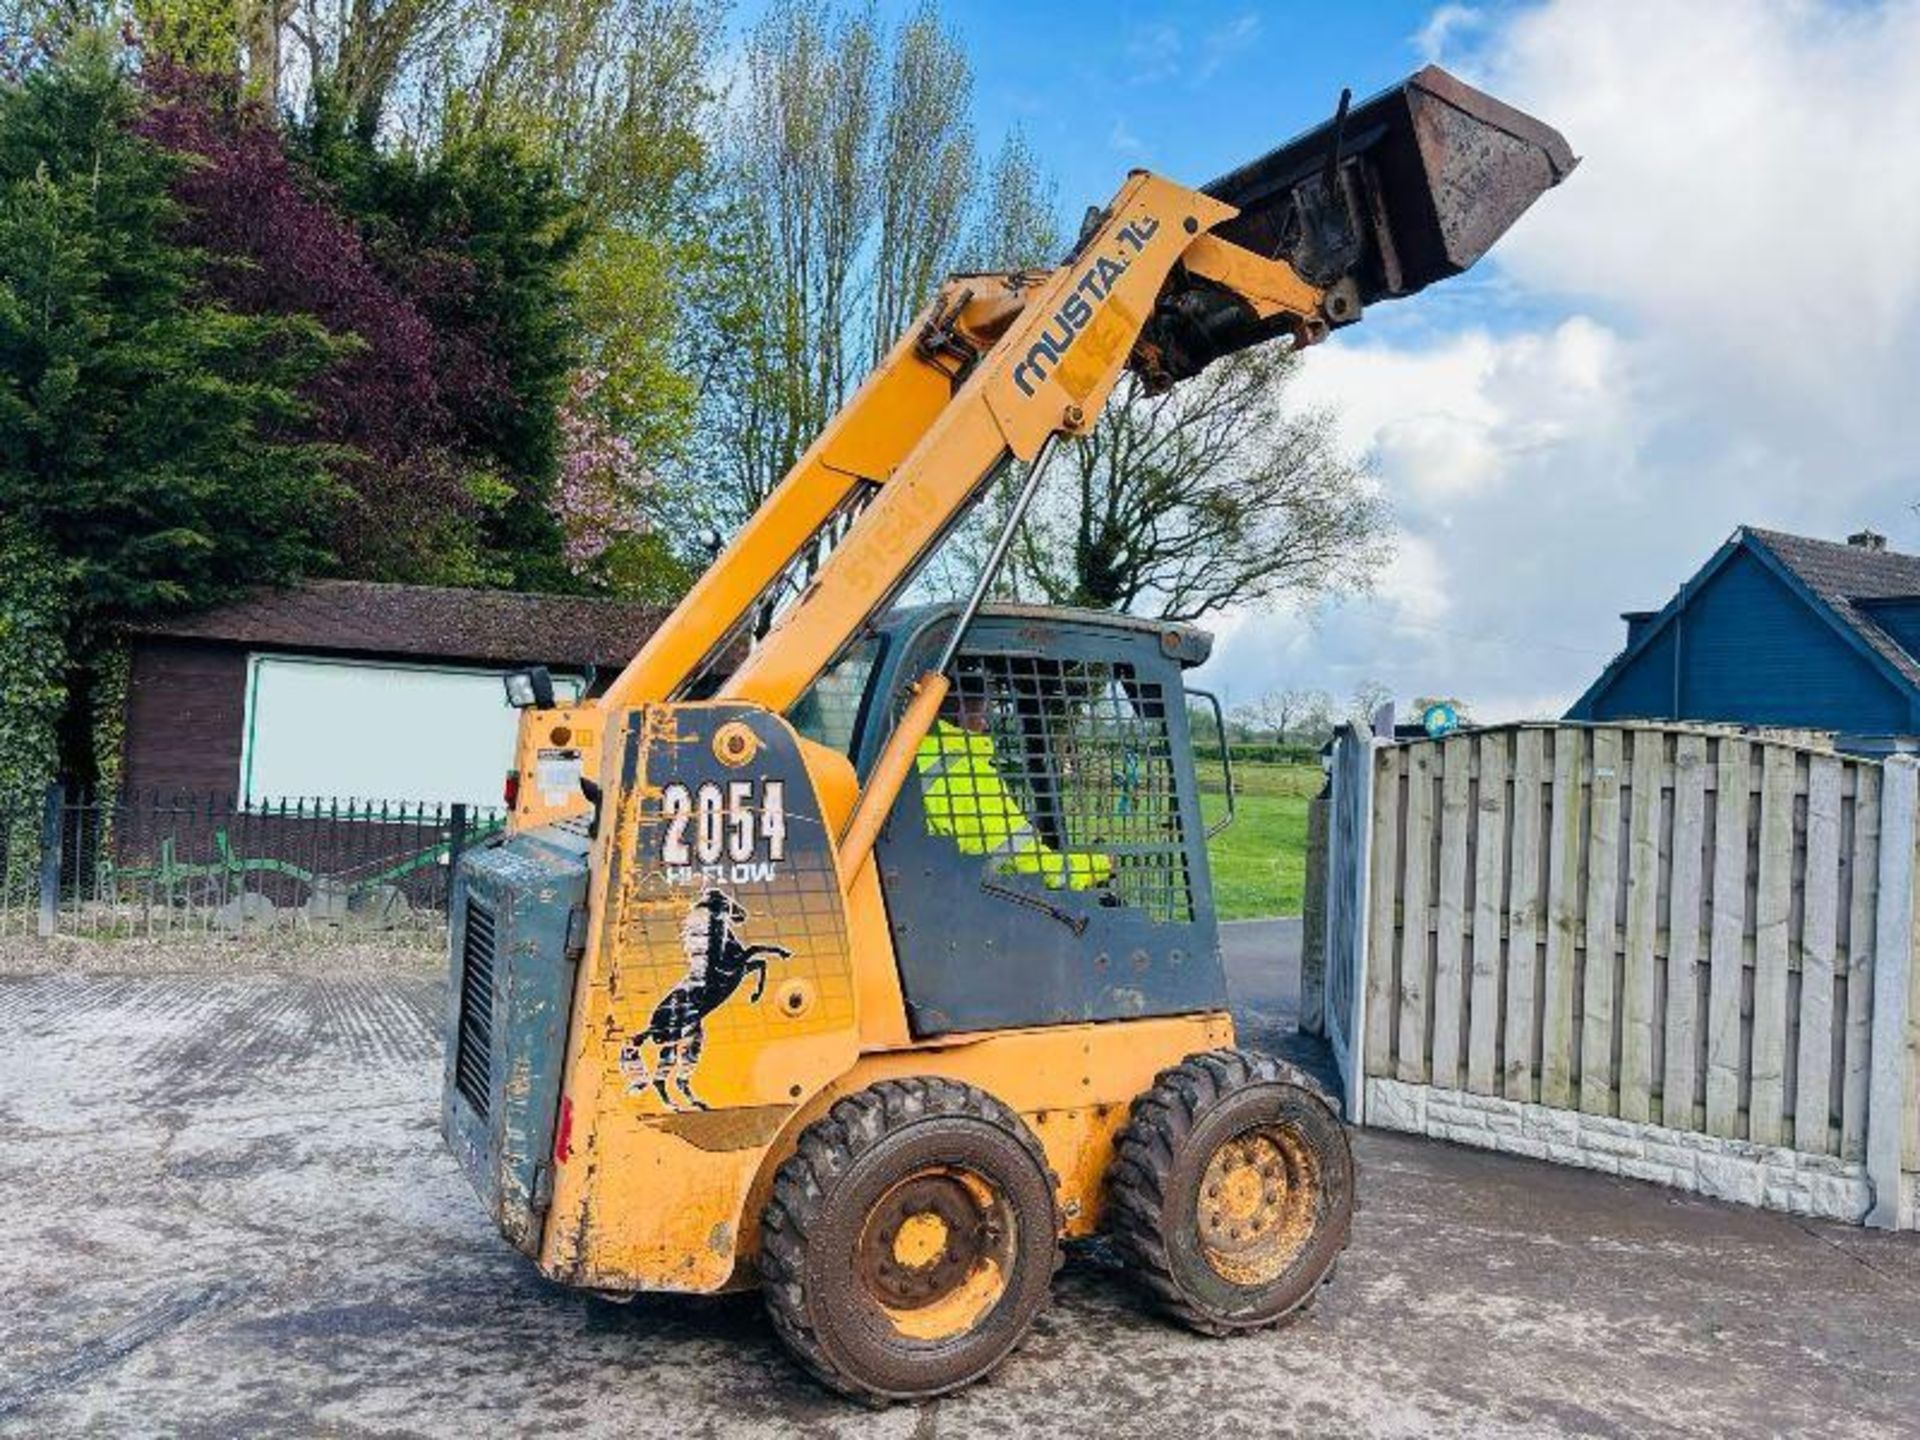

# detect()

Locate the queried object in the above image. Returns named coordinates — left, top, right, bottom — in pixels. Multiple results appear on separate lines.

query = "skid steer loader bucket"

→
left=1204, top=64, right=1577, bottom=308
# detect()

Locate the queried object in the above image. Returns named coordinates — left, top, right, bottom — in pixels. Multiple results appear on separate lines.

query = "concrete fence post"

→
left=1343, top=733, right=1377, bottom=1125
left=1317, top=725, right=1376, bottom=1124
left=35, top=782, right=61, bottom=940
left=1866, top=755, right=1916, bottom=1228
left=1300, top=790, right=1329, bottom=1035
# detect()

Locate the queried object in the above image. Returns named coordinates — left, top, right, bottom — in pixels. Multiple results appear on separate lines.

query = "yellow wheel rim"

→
left=1195, top=1124, right=1322, bottom=1287
left=892, top=1211, right=950, bottom=1268
left=856, top=1166, right=1016, bottom=1342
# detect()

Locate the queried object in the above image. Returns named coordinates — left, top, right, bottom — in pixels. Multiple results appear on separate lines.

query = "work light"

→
left=503, top=666, right=556, bottom=709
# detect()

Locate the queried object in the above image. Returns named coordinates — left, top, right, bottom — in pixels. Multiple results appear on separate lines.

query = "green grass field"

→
left=1201, top=761, right=1321, bottom=921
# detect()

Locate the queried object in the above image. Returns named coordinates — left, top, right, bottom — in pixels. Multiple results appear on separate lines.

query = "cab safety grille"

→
left=454, top=901, right=497, bottom=1116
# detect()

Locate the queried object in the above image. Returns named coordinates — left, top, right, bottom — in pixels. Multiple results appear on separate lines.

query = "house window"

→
left=240, top=655, right=582, bottom=811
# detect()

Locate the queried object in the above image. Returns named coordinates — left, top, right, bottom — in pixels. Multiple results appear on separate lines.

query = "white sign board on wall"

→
left=240, top=655, right=579, bottom=810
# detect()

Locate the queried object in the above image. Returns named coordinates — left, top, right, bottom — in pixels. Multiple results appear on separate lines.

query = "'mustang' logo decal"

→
left=1012, top=216, right=1160, bottom=399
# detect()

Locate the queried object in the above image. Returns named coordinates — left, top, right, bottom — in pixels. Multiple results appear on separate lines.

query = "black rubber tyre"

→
left=759, top=1078, right=1062, bottom=1403
left=1107, top=1049, right=1354, bottom=1337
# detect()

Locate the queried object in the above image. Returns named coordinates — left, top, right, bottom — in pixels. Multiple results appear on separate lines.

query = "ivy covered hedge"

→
left=0, top=521, right=72, bottom=806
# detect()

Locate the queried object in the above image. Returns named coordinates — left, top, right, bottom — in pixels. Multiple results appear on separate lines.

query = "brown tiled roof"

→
left=135, top=580, right=668, bottom=670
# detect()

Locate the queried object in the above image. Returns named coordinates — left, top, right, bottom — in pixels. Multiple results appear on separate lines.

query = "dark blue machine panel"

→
left=442, top=820, right=589, bottom=1255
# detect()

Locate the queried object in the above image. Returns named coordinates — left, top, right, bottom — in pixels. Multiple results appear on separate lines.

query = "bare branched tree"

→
left=1009, top=344, right=1390, bottom=624
left=429, top=0, right=716, bottom=226
left=1350, top=678, right=1394, bottom=728
left=868, top=8, right=972, bottom=367
left=1295, top=689, right=1339, bottom=744
left=962, top=128, right=1059, bottom=274
left=690, top=0, right=879, bottom=523
left=1232, top=687, right=1335, bottom=745
left=914, top=129, right=1062, bottom=600
left=283, top=0, right=466, bottom=129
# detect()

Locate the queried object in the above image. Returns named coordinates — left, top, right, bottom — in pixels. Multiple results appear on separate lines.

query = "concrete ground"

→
left=1219, top=917, right=1303, bottom=1035
left=4, top=934, right=1919, bottom=1438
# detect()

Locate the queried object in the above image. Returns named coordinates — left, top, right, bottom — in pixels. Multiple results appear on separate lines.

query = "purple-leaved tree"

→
left=134, top=63, right=484, bottom=581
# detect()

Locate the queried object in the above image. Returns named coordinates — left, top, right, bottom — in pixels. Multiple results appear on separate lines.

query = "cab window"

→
left=911, top=650, right=1194, bottom=921
left=787, top=636, right=882, bottom=757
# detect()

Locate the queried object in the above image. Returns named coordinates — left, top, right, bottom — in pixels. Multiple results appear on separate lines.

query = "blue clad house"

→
left=1567, top=527, right=1920, bottom=746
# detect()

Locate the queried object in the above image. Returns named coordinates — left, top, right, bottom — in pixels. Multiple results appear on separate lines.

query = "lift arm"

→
left=514, top=67, right=1573, bottom=829
left=613, top=66, right=1572, bottom=714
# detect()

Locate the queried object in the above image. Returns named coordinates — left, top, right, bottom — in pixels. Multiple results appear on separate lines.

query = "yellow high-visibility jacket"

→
left=914, top=720, right=1111, bottom=891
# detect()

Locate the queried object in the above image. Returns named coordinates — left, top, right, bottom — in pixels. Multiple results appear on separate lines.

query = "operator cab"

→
left=790, top=603, right=1231, bottom=1037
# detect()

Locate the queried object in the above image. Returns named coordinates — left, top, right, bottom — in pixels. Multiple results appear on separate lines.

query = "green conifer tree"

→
left=0, top=34, right=340, bottom=780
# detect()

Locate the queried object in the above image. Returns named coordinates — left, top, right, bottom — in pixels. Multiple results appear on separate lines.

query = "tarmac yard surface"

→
left=4, top=942, right=1920, bottom=1437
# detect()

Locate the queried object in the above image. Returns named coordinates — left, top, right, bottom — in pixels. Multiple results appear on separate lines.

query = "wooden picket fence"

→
left=1321, top=722, right=1920, bottom=1226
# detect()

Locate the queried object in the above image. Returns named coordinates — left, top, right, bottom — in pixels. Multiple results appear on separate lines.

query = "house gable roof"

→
left=1567, top=527, right=1920, bottom=719
left=133, top=580, right=669, bottom=671
left=1745, top=528, right=1920, bottom=690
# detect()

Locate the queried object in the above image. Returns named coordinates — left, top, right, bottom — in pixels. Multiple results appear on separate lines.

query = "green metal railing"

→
left=1, top=786, right=504, bottom=939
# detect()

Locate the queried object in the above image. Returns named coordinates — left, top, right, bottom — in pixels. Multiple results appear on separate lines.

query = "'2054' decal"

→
left=658, top=780, right=788, bottom=885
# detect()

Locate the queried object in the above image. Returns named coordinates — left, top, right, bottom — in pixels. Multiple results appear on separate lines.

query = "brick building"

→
left=120, top=581, right=666, bottom=807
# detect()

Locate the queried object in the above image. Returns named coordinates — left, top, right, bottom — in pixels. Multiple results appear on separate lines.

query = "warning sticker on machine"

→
left=535, top=747, right=583, bottom=804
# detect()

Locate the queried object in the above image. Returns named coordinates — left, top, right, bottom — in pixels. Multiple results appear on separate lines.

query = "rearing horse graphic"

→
left=620, top=888, right=791, bottom=1111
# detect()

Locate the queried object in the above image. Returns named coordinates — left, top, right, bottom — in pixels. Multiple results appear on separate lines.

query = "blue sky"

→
left=727, top=2, right=1920, bottom=722
left=936, top=3, right=1440, bottom=217
left=940, top=5, right=1570, bottom=330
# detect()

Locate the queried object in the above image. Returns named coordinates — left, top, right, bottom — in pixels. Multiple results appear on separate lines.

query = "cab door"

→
left=865, top=617, right=1225, bottom=1037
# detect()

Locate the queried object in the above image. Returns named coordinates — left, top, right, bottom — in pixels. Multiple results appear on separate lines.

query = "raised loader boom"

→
left=508, top=66, right=1574, bottom=857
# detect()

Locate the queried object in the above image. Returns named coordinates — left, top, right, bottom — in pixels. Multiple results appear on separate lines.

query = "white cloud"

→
left=1197, top=0, right=1920, bottom=724
left=1415, top=4, right=1486, bottom=63
left=1125, top=11, right=1262, bottom=88
left=1375, top=533, right=1453, bottom=620
left=1124, top=21, right=1182, bottom=84
left=1464, top=0, right=1920, bottom=446
left=1291, top=317, right=1630, bottom=504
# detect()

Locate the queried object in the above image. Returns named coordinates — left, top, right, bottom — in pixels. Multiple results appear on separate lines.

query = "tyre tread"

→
left=1107, top=1048, right=1351, bottom=1337
left=760, top=1077, right=1061, bottom=1402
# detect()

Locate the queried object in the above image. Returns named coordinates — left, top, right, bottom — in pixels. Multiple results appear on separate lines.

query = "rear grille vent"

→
left=455, top=901, right=497, bottom=1116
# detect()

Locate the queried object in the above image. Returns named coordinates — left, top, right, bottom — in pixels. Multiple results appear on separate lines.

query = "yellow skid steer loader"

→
left=441, top=67, right=1574, bottom=1402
